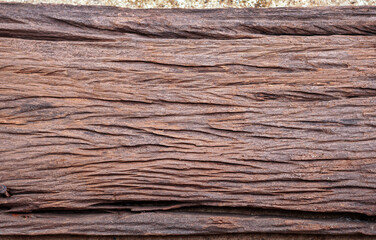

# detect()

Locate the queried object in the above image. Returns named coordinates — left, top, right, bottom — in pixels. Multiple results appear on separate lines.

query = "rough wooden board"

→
left=1, top=4, right=376, bottom=40
left=0, top=3, right=376, bottom=236
left=1, top=210, right=376, bottom=235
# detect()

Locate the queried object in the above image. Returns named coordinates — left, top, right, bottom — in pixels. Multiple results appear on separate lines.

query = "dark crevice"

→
left=109, top=60, right=313, bottom=73
left=0, top=30, right=114, bottom=42
left=0, top=206, right=11, bottom=211
left=4, top=203, right=376, bottom=223
left=178, top=206, right=376, bottom=222
left=0, top=28, right=375, bottom=42
left=10, top=190, right=54, bottom=195
left=89, top=200, right=199, bottom=212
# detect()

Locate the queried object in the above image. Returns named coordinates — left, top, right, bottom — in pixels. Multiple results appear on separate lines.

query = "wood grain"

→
left=0, top=3, right=375, bottom=235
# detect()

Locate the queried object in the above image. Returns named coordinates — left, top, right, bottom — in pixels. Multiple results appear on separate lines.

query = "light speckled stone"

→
left=1, top=0, right=375, bottom=8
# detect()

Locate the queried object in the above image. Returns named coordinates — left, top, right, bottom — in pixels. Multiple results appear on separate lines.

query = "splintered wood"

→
left=0, top=3, right=376, bottom=235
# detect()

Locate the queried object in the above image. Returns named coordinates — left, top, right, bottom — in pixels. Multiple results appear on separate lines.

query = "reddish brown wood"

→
left=0, top=3, right=375, bottom=235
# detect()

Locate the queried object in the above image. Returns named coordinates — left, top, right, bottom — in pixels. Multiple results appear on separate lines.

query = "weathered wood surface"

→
left=0, top=3, right=376, bottom=235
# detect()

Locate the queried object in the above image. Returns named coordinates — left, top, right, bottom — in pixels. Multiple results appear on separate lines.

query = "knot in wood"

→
left=0, top=185, right=11, bottom=197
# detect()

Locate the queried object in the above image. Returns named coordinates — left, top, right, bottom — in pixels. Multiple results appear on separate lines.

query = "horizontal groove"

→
left=5, top=203, right=376, bottom=223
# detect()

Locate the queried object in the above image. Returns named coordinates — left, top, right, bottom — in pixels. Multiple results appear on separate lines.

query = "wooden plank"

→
left=0, top=3, right=375, bottom=235
left=1, top=211, right=376, bottom=235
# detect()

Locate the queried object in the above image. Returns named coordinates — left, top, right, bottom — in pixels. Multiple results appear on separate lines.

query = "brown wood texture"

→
left=0, top=3, right=376, bottom=235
